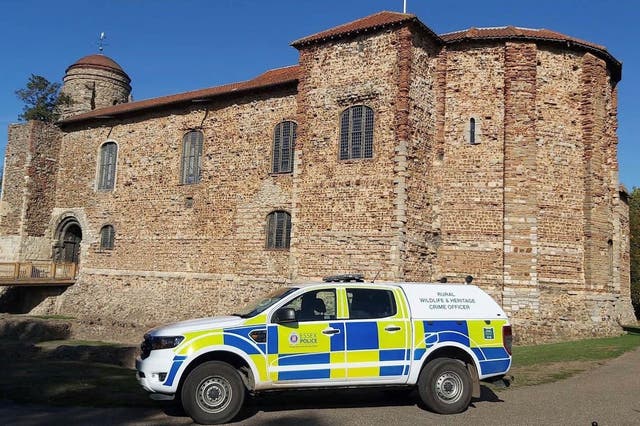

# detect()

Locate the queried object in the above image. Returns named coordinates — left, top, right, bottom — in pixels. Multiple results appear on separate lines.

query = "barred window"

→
left=97, top=142, right=117, bottom=190
left=272, top=121, right=296, bottom=173
left=266, top=211, right=291, bottom=250
left=339, top=105, right=374, bottom=160
left=100, top=225, right=115, bottom=250
left=181, top=130, right=203, bottom=184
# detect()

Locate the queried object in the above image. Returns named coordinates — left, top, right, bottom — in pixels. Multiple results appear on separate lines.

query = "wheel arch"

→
left=412, top=343, right=481, bottom=398
left=177, top=349, right=257, bottom=397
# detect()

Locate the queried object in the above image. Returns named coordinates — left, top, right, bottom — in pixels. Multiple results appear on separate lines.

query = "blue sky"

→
left=1, top=0, right=638, bottom=188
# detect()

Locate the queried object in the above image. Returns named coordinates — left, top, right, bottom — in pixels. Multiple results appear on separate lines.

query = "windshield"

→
left=233, top=287, right=298, bottom=318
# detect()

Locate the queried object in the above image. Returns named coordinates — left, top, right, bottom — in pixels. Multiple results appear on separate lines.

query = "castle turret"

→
left=59, top=54, right=131, bottom=119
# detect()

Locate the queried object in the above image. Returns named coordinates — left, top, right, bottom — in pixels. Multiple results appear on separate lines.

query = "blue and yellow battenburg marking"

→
left=162, top=303, right=509, bottom=386
left=412, top=319, right=510, bottom=376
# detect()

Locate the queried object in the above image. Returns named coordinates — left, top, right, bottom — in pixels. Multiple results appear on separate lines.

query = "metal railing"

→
left=0, top=261, right=77, bottom=284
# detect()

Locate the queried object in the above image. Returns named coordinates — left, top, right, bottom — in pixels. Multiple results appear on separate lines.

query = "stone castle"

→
left=0, top=12, right=634, bottom=342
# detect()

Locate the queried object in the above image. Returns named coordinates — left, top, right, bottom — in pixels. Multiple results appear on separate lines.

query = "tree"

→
left=629, top=187, right=640, bottom=319
left=15, top=74, right=71, bottom=123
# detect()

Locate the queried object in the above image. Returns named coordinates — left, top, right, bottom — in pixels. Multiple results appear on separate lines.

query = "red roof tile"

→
left=291, top=11, right=440, bottom=47
left=59, top=65, right=300, bottom=125
left=66, top=54, right=130, bottom=81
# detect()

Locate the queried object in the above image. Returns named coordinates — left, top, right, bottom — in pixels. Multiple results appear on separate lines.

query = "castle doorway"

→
left=55, top=219, right=82, bottom=264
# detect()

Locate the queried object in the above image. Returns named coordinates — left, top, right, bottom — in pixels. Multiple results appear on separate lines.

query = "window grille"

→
left=98, top=142, right=117, bottom=190
left=100, top=225, right=115, bottom=250
left=266, top=211, right=291, bottom=249
left=181, top=130, right=203, bottom=184
left=340, top=105, right=374, bottom=160
left=272, top=121, right=296, bottom=173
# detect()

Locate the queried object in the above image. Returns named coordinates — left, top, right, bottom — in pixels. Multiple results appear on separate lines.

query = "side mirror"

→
left=274, top=307, right=297, bottom=323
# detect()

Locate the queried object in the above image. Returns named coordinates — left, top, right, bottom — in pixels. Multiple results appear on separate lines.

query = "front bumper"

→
left=135, top=350, right=180, bottom=394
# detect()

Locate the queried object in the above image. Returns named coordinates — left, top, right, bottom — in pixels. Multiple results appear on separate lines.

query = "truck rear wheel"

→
left=418, top=357, right=472, bottom=414
left=181, top=361, right=245, bottom=424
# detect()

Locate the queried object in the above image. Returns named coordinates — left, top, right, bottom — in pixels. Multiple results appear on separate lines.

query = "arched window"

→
left=266, top=211, right=291, bottom=249
left=100, top=225, right=115, bottom=250
left=272, top=121, right=296, bottom=173
left=181, top=130, right=203, bottom=184
left=340, top=105, right=374, bottom=160
left=97, top=142, right=117, bottom=190
left=469, top=118, right=476, bottom=145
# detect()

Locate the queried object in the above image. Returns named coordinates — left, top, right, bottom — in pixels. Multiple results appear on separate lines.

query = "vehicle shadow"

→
left=161, top=385, right=506, bottom=423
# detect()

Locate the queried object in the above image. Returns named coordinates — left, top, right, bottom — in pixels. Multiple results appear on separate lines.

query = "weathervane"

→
left=98, top=32, right=107, bottom=53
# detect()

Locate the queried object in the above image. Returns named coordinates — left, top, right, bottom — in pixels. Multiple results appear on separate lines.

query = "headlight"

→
left=150, top=335, right=184, bottom=350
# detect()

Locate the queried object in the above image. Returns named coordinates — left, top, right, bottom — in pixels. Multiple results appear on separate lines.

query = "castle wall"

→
left=1, top=22, right=633, bottom=342
left=0, top=121, right=61, bottom=262
left=292, top=31, right=403, bottom=281
left=39, top=88, right=297, bottom=321
left=61, top=67, right=131, bottom=118
left=437, top=43, right=506, bottom=297
left=403, top=29, right=440, bottom=281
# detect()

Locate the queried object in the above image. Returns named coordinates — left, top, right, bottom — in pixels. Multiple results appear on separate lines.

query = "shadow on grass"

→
left=0, top=358, right=152, bottom=408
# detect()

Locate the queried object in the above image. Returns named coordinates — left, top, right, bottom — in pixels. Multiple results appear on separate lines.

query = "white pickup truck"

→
left=137, top=275, right=512, bottom=424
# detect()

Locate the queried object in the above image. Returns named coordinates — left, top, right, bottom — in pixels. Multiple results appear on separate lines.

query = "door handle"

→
left=322, top=328, right=341, bottom=335
left=385, top=326, right=402, bottom=332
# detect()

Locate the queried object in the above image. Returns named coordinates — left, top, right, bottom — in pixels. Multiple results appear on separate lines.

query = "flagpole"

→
left=403, top=0, right=407, bottom=13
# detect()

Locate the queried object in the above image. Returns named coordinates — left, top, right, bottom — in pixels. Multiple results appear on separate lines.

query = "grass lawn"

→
left=506, top=334, right=640, bottom=387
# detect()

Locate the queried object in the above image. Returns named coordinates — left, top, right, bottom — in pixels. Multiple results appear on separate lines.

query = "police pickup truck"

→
left=136, top=275, right=512, bottom=424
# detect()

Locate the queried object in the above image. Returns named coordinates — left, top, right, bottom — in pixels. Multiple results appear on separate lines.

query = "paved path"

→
left=3, top=347, right=640, bottom=425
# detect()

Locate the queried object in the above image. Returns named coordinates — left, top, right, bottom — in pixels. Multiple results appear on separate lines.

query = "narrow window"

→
left=608, top=239, right=614, bottom=280
left=266, top=211, right=291, bottom=249
left=98, top=142, right=117, bottom=190
left=469, top=118, right=476, bottom=145
left=100, top=225, right=115, bottom=250
left=340, top=105, right=374, bottom=160
left=272, top=121, right=297, bottom=173
left=181, top=130, right=203, bottom=184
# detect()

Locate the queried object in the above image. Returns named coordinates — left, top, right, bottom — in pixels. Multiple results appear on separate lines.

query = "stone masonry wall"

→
left=437, top=43, right=506, bottom=297
left=42, top=88, right=297, bottom=321
left=61, top=67, right=131, bottom=119
left=403, top=28, right=439, bottom=281
left=2, top=23, right=633, bottom=342
left=292, top=31, right=402, bottom=282
left=0, top=121, right=61, bottom=261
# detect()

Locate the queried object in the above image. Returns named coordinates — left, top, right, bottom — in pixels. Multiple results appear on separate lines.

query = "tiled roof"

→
left=441, top=26, right=620, bottom=80
left=441, top=26, right=604, bottom=50
left=59, top=65, right=300, bottom=125
left=66, top=54, right=130, bottom=81
left=291, top=11, right=441, bottom=47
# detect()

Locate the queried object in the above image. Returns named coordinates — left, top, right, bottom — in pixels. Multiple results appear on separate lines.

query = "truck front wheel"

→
left=181, top=361, right=245, bottom=424
left=417, top=357, right=472, bottom=414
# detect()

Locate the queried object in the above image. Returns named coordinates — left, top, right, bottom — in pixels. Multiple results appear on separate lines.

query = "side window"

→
left=97, top=141, right=117, bottom=190
left=266, top=211, right=291, bottom=249
left=272, top=121, right=296, bottom=173
left=339, top=105, right=374, bottom=160
left=181, top=130, right=203, bottom=184
left=346, top=288, right=396, bottom=319
left=99, top=225, right=115, bottom=250
left=281, top=289, right=336, bottom=322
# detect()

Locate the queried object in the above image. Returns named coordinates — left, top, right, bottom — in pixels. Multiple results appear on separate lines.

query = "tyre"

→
left=181, top=361, right=246, bottom=425
left=417, top=358, right=473, bottom=414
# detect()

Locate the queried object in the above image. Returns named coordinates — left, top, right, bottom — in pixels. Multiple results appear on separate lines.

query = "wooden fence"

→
left=0, top=262, right=77, bottom=285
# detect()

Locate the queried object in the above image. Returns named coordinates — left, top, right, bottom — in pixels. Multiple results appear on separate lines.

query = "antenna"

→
left=98, top=32, right=107, bottom=53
